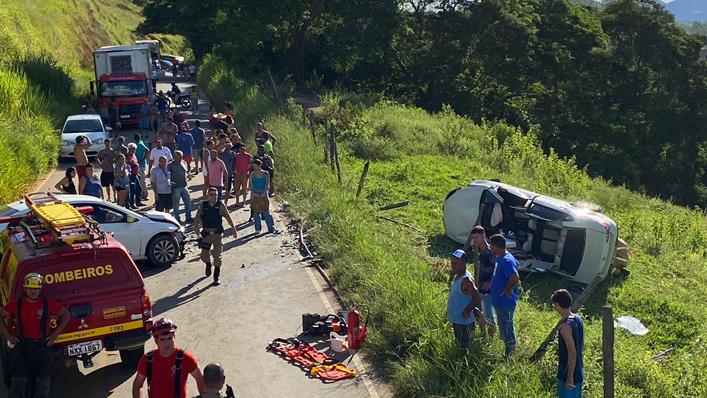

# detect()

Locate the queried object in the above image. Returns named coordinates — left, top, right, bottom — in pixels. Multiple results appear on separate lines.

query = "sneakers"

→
left=205, top=262, right=212, bottom=277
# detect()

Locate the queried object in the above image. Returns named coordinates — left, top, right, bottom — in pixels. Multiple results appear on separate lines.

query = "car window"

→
left=0, top=203, right=22, bottom=218
left=81, top=204, right=126, bottom=224
left=63, top=119, right=103, bottom=133
left=526, top=203, right=568, bottom=221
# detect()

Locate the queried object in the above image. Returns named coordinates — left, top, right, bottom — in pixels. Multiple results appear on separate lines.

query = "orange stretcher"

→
left=266, top=338, right=357, bottom=382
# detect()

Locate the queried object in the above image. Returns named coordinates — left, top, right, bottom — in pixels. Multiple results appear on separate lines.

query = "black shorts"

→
left=100, top=172, right=115, bottom=187
left=156, top=193, right=173, bottom=212
left=10, top=339, right=53, bottom=378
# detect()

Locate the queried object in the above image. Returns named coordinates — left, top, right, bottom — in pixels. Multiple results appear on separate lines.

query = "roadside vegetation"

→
left=0, top=0, right=187, bottom=203
left=201, top=72, right=707, bottom=396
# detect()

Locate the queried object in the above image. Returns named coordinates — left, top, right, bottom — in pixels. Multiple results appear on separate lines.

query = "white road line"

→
left=303, top=265, right=380, bottom=398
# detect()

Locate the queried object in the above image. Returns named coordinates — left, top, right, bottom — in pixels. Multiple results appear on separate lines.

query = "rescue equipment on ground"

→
left=302, top=313, right=347, bottom=336
left=329, top=332, right=347, bottom=353
left=266, top=338, right=357, bottom=382
left=346, top=307, right=369, bottom=350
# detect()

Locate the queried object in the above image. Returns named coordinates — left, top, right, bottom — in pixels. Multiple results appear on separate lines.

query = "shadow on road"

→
left=49, top=360, right=134, bottom=398
left=151, top=276, right=212, bottom=316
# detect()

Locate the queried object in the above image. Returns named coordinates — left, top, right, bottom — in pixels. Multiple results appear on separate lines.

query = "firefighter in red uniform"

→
left=132, top=318, right=204, bottom=398
left=0, top=272, right=69, bottom=398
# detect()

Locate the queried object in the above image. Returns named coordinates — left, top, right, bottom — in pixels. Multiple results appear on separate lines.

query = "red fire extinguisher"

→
left=347, top=307, right=368, bottom=349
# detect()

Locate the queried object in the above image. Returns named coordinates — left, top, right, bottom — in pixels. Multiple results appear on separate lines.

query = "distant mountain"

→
left=664, top=0, right=707, bottom=22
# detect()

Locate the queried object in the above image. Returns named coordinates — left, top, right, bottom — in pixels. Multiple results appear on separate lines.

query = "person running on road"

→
left=552, top=289, right=584, bottom=398
left=446, top=249, right=481, bottom=348
left=148, top=139, right=173, bottom=178
left=73, top=135, right=91, bottom=179
left=176, top=126, right=195, bottom=174
left=114, top=154, right=130, bottom=207
left=192, top=120, right=206, bottom=173
left=207, top=149, right=228, bottom=202
left=233, top=143, right=251, bottom=207
left=249, top=159, right=279, bottom=235
left=0, top=273, right=70, bottom=398
left=132, top=318, right=204, bottom=398
left=54, top=167, right=77, bottom=194
left=490, top=234, right=520, bottom=356
left=195, top=363, right=235, bottom=398
left=194, top=186, right=237, bottom=285
left=134, top=134, right=150, bottom=202
left=168, top=151, right=192, bottom=224
left=151, top=156, right=173, bottom=213
left=79, top=163, right=103, bottom=199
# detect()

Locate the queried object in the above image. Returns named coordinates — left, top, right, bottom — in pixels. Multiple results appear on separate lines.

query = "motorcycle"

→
left=168, top=91, right=192, bottom=111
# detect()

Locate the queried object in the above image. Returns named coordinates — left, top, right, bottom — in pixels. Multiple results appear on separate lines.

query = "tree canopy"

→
left=141, top=0, right=707, bottom=206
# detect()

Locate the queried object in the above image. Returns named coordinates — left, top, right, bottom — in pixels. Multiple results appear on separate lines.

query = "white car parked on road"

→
left=58, top=114, right=111, bottom=159
left=0, top=194, right=185, bottom=267
left=443, top=180, right=628, bottom=284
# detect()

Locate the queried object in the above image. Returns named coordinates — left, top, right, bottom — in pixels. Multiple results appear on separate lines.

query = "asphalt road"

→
left=0, top=80, right=388, bottom=398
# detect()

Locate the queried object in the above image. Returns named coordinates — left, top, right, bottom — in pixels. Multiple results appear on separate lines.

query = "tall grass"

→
left=258, top=97, right=707, bottom=397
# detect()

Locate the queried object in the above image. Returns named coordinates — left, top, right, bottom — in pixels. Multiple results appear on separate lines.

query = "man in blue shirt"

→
left=552, top=289, right=584, bottom=398
left=155, top=91, right=170, bottom=125
left=176, top=128, right=195, bottom=174
left=192, top=120, right=206, bottom=173
left=489, top=234, right=520, bottom=356
left=446, top=249, right=481, bottom=348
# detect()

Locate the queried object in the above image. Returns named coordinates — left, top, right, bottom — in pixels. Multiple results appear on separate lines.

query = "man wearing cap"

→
left=447, top=250, right=481, bottom=348
left=195, top=363, right=235, bottom=398
left=132, top=318, right=204, bottom=398
left=0, top=273, right=70, bottom=398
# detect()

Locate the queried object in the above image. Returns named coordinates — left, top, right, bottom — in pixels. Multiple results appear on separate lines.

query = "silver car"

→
left=443, top=180, right=628, bottom=284
left=59, top=114, right=111, bottom=159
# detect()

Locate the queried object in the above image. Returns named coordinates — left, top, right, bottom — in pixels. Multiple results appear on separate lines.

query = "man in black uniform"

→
left=0, top=273, right=70, bottom=398
left=194, top=186, right=237, bottom=285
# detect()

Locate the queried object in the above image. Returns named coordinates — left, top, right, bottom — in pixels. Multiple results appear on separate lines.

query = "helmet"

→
left=152, top=318, right=177, bottom=336
left=23, top=273, right=43, bottom=289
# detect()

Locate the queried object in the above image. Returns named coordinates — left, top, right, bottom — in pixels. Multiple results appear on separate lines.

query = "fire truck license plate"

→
left=68, top=340, right=102, bottom=356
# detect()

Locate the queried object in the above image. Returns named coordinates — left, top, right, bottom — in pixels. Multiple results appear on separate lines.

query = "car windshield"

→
left=99, top=81, right=147, bottom=97
left=63, top=119, right=103, bottom=133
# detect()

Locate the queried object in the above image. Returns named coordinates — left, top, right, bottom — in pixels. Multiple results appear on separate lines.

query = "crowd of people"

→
left=447, top=226, right=585, bottom=398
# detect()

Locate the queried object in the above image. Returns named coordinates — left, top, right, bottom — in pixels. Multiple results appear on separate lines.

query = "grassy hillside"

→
left=195, top=67, right=707, bottom=397
left=0, top=0, right=188, bottom=203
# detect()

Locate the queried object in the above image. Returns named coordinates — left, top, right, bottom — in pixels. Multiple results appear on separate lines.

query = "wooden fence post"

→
left=332, top=125, right=341, bottom=184
left=329, top=122, right=336, bottom=173
left=356, top=161, right=370, bottom=198
left=603, top=305, right=615, bottom=398
left=308, top=114, right=317, bottom=145
left=323, top=120, right=329, bottom=163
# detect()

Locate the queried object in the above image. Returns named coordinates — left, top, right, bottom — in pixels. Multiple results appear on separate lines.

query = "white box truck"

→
left=92, top=44, right=155, bottom=125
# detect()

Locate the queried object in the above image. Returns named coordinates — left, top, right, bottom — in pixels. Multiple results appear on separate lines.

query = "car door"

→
left=77, top=203, right=143, bottom=258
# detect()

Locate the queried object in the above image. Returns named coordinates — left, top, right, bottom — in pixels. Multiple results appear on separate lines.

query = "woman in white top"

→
left=201, top=140, right=215, bottom=197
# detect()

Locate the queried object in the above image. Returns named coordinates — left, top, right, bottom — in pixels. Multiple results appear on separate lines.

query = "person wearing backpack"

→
left=0, top=273, right=70, bottom=398
left=132, top=318, right=204, bottom=398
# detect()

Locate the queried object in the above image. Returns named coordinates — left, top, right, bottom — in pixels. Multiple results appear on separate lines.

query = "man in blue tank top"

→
left=552, top=289, right=584, bottom=398
left=446, top=249, right=481, bottom=348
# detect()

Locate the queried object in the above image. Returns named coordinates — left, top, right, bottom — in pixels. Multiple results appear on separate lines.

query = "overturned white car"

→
left=443, top=180, right=628, bottom=284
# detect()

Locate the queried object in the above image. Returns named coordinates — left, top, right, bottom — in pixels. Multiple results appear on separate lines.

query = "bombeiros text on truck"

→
left=0, top=193, right=153, bottom=386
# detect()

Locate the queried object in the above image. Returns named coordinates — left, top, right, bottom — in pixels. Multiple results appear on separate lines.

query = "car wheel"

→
left=119, top=345, right=145, bottom=367
left=147, top=234, right=179, bottom=267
